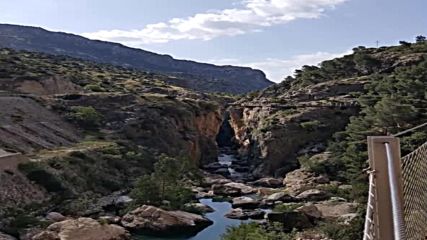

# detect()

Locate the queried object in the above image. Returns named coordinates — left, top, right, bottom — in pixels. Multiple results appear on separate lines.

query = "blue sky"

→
left=1, top=0, right=426, bottom=82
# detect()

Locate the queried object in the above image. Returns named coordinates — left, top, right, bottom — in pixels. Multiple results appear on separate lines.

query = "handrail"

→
left=363, top=171, right=376, bottom=240
left=385, top=142, right=406, bottom=240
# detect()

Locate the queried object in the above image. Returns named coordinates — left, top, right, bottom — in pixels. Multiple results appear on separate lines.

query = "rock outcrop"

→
left=121, top=205, right=213, bottom=236
left=32, top=217, right=130, bottom=240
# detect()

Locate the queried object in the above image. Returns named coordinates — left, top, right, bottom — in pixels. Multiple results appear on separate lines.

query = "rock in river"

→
left=225, top=208, right=265, bottom=220
left=121, top=205, right=213, bottom=236
left=231, top=196, right=260, bottom=209
left=184, top=203, right=215, bottom=213
left=212, top=182, right=255, bottom=196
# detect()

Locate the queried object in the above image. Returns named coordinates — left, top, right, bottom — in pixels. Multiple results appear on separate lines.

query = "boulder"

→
left=31, top=231, right=58, bottom=240
left=224, top=182, right=255, bottom=195
left=0, top=232, right=16, bottom=240
left=283, top=169, right=329, bottom=196
left=225, top=208, right=265, bottom=220
left=203, top=174, right=231, bottom=187
left=212, top=182, right=255, bottom=196
left=296, top=189, right=329, bottom=201
left=32, top=217, right=130, bottom=240
left=46, top=212, right=66, bottom=222
left=314, top=201, right=359, bottom=220
left=231, top=196, right=260, bottom=209
left=252, top=177, right=283, bottom=188
left=184, top=203, right=215, bottom=213
left=265, top=192, right=293, bottom=202
left=296, top=204, right=322, bottom=219
left=98, top=216, right=121, bottom=224
left=256, top=187, right=277, bottom=196
left=121, top=205, right=213, bottom=236
left=195, top=190, right=215, bottom=199
left=212, top=184, right=240, bottom=196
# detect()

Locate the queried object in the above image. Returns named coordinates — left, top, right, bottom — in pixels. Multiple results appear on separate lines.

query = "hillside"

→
left=0, top=48, right=232, bottom=235
left=229, top=41, right=427, bottom=176
left=0, top=40, right=426, bottom=240
left=221, top=40, right=427, bottom=239
left=0, top=24, right=273, bottom=94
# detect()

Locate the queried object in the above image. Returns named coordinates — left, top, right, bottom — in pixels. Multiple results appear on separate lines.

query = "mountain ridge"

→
left=0, top=23, right=273, bottom=94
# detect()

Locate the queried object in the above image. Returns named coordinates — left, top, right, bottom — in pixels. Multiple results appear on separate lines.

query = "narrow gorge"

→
left=0, top=39, right=426, bottom=240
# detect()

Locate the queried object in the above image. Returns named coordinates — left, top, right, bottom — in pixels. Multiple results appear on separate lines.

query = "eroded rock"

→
left=252, top=177, right=283, bottom=188
left=225, top=208, right=265, bottom=220
left=46, top=212, right=66, bottom=222
left=121, top=205, right=213, bottom=236
left=32, top=217, right=130, bottom=240
left=296, top=189, right=329, bottom=201
left=231, top=196, right=260, bottom=209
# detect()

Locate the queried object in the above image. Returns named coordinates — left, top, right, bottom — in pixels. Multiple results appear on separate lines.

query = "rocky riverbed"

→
left=7, top=149, right=358, bottom=240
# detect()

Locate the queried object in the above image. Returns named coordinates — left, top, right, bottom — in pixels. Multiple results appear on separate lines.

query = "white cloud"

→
left=208, top=50, right=351, bottom=82
left=82, top=0, right=346, bottom=45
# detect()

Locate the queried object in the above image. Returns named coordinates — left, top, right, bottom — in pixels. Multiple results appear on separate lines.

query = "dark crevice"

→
left=216, top=111, right=236, bottom=148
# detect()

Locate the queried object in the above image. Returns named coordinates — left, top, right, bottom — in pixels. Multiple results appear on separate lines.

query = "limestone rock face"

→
left=32, top=217, right=130, bottom=240
left=121, top=205, right=213, bottom=236
left=227, top=72, right=368, bottom=176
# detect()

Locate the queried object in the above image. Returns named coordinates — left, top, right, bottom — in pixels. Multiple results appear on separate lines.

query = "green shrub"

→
left=68, top=106, right=103, bottom=129
left=318, top=216, right=364, bottom=240
left=84, top=83, right=105, bottom=92
left=300, top=120, right=321, bottom=131
left=221, top=222, right=294, bottom=240
left=130, top=155, right=198, bottom=210
left=273, top=203, right=303, bottom=213
left=18, top=162, right=65, bottom=192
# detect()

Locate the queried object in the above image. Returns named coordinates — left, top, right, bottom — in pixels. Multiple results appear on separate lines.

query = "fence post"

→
left=367, top=136, right=405, bottom=240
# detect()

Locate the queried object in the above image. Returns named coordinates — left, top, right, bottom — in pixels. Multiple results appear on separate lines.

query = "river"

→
left=133, top=152, right=250, bottom=240
left=133, top=198, right=248, bottom=240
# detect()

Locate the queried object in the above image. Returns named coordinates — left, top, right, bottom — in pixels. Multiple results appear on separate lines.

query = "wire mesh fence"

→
left=402, top=141, right=427, bottom=240
left=364, top=137, right=427, bottom=240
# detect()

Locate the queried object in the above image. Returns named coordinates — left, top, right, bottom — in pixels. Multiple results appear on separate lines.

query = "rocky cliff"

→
left=0, top=24, right=273, bottom=94
left=227, top=42, right=427, bottom=177
left=0, top=49, right=227, bottom=225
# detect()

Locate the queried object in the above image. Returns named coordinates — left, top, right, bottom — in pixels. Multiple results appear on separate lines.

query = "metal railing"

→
left=363, top=123, right=427, bottom=240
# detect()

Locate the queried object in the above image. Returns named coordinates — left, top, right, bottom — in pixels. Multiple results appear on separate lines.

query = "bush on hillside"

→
left=67, top=106, right=103, bottom=130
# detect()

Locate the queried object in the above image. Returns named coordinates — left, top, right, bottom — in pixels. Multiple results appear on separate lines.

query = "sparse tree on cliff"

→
left=416, top=35, right=426, bottom=43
